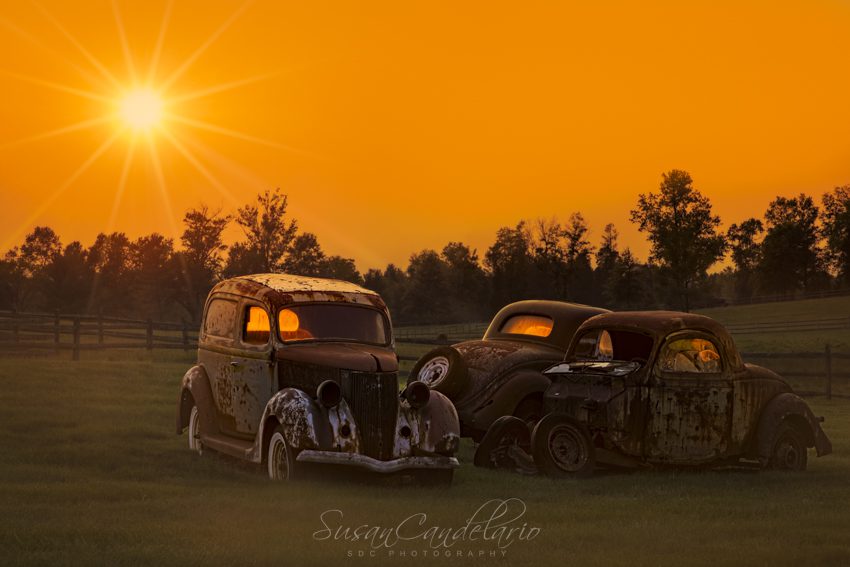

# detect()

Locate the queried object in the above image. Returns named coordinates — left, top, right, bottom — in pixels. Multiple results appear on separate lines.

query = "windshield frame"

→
left=275, top=302, right=392, bottom=347
left=568, top=326, right=657, bottom=364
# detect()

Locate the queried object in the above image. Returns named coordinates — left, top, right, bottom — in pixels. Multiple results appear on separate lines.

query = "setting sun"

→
left=118, top=89, right=163, bottom=131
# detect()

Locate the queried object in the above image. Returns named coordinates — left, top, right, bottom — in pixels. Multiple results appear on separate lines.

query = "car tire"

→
left=267, top=424, right=298, bottom=481
left=407, top=346, right=468, bottom=399
left=768, top=422, right=808, bottom=471
left=531, top=414, right=595, bottom=477
left=513, top=396, right=544, bottom=431
left=188, top=404, right=203, bottom=455
left=474, top=415, right=531, bottom=469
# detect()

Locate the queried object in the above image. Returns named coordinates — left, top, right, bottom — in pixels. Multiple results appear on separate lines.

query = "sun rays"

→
left=0, top=0, right=308, bottom=251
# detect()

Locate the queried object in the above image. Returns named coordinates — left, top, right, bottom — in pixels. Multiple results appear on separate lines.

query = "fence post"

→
left=12, top=308, right=19, bottom=344
left=146, top=319, right=154, bottom=351
left=72, top=317, right=80, bottom=361
left=54, top=310, right=60, bottom=354
left=825, top=343, right=832, bottom=401
left=182, top=321, right=189, bottom=352
left=97, top=313, right=104, bottom=345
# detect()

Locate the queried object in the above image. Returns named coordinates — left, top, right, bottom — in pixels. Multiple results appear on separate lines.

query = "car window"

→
left=573, top=329, right=654, bottom=362
left=204, top=298, right=238, bottom=338
left=278, top=304, right=389, bottom=345
left=243, top=306, right=271, bottom=345
left=658, top=337, right=722, bottom=373
left=499, top=314, right=554, bottom=338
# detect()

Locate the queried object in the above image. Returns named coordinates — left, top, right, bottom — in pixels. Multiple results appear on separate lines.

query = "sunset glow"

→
left=1, top=1, right=849, bottom=270
left=118, top=89, right=163, bottom=131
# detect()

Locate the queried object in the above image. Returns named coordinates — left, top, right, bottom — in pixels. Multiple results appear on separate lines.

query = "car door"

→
left=197, top=294, right=241, bottom=435
left=228, top=301, right=276, bottom=436
left=644, top=331, right=732, bottom=464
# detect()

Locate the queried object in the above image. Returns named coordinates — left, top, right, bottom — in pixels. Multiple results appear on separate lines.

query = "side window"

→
left=204, top=298, right=238, bottom=338
left=243, top=306, right=271, bottom=345
left=658, top=336, right=722, bottom=374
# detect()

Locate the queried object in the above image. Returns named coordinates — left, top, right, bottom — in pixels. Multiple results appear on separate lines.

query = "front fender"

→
left=397, top=390, right=460, bottom=456
left=176, top=365, right=216, bottom=436
left=756, top=393, right=833, bottom=463
left=255, top=388, right=334, bottom=460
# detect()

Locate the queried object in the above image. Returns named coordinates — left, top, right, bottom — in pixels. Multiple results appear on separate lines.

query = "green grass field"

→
left=1, top=352, right=849, bottom=567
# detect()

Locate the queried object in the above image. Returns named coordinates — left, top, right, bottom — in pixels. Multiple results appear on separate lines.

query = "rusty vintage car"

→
left=474, top=311, right=832, bottom=475
left=176, top=274, right=460, bottom=482
left=407, top=300, right=608, bottom=440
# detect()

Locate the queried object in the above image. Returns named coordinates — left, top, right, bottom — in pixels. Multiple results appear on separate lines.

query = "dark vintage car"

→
left=176, top=274, right=460, bottom=482
left=408, top=300, right=608, bottom=440
left=474, top=311, right=832, bottom=476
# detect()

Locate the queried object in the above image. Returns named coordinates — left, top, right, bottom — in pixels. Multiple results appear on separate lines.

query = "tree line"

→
left=2, top=170, right=849, bottom=326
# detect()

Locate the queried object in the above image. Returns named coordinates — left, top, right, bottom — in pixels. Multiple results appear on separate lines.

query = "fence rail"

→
left=0, top=310, right=197, bottom=360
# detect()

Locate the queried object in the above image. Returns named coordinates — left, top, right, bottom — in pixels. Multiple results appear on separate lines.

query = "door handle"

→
left=230, top=360, right=241, bottom=367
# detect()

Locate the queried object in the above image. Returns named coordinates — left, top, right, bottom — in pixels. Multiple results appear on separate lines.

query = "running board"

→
left=200, top=433, right=254, bottom=460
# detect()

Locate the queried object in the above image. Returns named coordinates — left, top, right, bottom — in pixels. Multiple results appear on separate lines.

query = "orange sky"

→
left=1, top=0, right=849, bottom=270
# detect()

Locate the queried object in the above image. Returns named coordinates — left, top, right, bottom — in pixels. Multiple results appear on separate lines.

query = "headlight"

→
left=403, top=380, right=430, bottom=409
left=316, top=380, right=341, bottom=408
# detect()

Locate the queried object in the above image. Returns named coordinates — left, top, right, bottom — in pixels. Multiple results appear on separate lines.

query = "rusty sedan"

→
left=176, top=274, right=460, bottom=482
left=474, top=311, right=832, bottom=476
left=408, top=300, right=608, bottom=440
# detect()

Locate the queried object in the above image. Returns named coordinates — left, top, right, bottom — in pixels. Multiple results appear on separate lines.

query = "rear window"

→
left=499, top=314, right=554, bottom=338
left=204, top=298, right=238, bottom=338
left=278, top=304, right=389, bottom=345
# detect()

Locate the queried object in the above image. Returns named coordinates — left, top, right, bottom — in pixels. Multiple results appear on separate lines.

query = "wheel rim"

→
left=491, top=430, right=522, bottom=467
left=547, top=424, right=588, bottom=472
left=418, top=356, right=450, bottom=387
left=188, top=406, right=202, bottom=454
left=268, top=432, right=290, bottom=481
left=774, top=434, right=803, bottom=469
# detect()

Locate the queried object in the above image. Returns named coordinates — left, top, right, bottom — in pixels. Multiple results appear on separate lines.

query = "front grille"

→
left=341, top=371, right=399, bottom=460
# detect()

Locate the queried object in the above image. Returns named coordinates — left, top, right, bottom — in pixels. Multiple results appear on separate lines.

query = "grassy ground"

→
left=1, top=353, right=849, bottom=567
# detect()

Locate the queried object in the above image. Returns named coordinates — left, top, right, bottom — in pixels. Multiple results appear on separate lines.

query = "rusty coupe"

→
left=176, top=274, right=460, bottom=482
left=474, top=311, right=832, bottom=476
left=408, top=300, right=608, bottom=440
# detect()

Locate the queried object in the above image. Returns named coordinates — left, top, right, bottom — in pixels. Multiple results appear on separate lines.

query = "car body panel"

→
left=540, top=310, right=832, bottom=467
left=178, top=273, right=459, bottom=474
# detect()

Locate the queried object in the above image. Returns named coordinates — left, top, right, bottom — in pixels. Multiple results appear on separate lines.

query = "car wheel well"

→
left=781, top=414, right=815, bottom=448
left=179, top=389, right=195, bottom=431
left=261, top=416, right=281, bottom=464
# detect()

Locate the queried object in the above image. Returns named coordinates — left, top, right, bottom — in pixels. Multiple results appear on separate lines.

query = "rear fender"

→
left=468, top=370, right=549, bottom=432
left=756, top=393, right=833, bottom=463
left=176, top=365, right=217, bottom=436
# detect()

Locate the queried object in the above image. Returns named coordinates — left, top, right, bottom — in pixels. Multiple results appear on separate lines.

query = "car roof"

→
left=484, top=300, right=610, bottom=349
left=576, top=310, right=743, bottom=368
left=210, top=273, right=387, bottom=311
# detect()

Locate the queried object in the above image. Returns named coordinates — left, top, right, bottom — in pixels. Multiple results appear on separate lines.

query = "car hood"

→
left=276, top=342, right=398, bottom=373
left=453, top=339, right=563, bottom=404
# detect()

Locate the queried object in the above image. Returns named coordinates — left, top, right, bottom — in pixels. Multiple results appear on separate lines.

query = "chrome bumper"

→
left=296, top=450, right=459, bottom=473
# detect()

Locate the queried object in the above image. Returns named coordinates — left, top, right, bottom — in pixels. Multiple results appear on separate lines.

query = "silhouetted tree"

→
left=41, top=242, right=92, bottom=313
left=726, top=218, right=763, bottom=301
left=86, top=232, right=132, bottom=315
left=319, top=256, right=363, bottom=284
left=594, top=223, right=620, bottom=306
left=129, top=234, right=176, bottom=321
left=563, top=213, right=594, bottom=303
left=486, top=222, right=534, bottom=309
left=403, top=250, right=450, bottom=324
left=441, top=241, right=488, bottom=321
left=174, top=206, right=230, bottom=322
left=228, top=188, right=298, bottom=273
left=822, top=185, right=850, bottom=286
left=758, top=194, right=825, bottom=295
left=630, top=170, right=726, bottom=311
left=284, top=233, right=326, bottom=276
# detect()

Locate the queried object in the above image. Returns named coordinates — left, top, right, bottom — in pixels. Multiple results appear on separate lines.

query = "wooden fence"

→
left=0, top=310, right=198, bottom=360
left=1, top=310, right=847, bottom=399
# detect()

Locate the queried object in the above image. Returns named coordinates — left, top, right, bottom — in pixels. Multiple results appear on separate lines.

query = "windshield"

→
left=277, top=304, right=390, bottom=345
left=572, top=329, right=654, bottom=362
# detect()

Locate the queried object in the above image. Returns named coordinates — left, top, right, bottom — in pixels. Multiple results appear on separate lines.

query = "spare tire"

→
left=474, top=415, right=531, bottom=469
left=407, top=346, right=468, bottom=399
